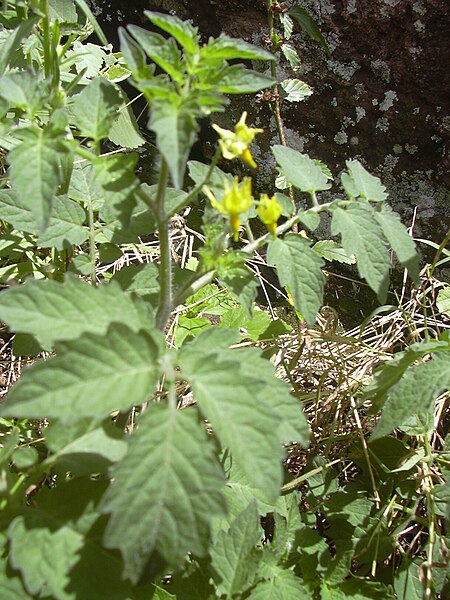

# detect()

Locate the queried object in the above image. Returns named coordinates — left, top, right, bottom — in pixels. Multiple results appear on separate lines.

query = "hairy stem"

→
left=155, top=158, right=171, bottom=331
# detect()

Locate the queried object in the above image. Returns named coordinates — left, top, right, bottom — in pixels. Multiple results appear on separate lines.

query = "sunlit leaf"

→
left=101, top=403, right=227, bottom=582
left=272, top=146, right=331, bottom=193
left=267, top=234, right=324, bottom=325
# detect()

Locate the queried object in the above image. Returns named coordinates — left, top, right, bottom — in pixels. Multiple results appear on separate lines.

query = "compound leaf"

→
left=272, top=146, right=331, bottom=193
left=0, top=323, right=162, bottom=425
left=101, top=403, right=227, bottom=583
left=0, top=276, right=153, bottom=349
left=341, top=160, right=387, bottom=202
left=179, top=329, right=305, bottom=502
left=331, top=203, right=390, bottom=302
left=210, top=502, right=262, bottom=598
left=267, top=234, right=324, bottom=326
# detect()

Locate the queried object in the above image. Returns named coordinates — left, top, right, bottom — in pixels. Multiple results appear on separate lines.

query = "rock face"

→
left=92, top=0, right=449, bottom=255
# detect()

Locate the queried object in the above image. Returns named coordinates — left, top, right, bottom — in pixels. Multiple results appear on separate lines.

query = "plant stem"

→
left=155, top=158, right=171, bottom=331
left=281, top=459, right=341, bottom=494
left=172, top=269, right=216, bottom=308
left=41, top=0, right=51, bottom=79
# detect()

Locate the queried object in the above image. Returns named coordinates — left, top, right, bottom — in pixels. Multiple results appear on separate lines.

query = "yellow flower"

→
left=203, top=177, right=253, bottom=241
left=212, top=112, right=263, bottom=168
left=257, top=194, right=282, bottom=235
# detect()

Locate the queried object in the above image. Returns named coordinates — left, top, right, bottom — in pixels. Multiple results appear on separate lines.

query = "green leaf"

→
left=66, top=41, right=106, bottom=79
left=38, top=195, right=88, bottom=250
left=272, top=146, right=331, bottom=193
left=297, top=208, right=320, bottom=231
left=248, top=568, right=309, bottom=599
left=145, top=10, right=199, bottom=54
left=279, top=13, right=294, bottom=40
left=68, top=160, right=104, bottom=210
left=312, top=240, right=356, bottom=265
left=289, top=6, right=331, bottom=58
left=0, top=16, right=38, bottom=76
left=0, top=323, right=162, bottom=425
left=341, top=159, right=388, bottom=202
left=437, top=286, right=450, bottom=316
left=175, top=315, right=212, bottom=347
left=0, top=69, right=49, bottom=116
left=331, top=203, right=390, bottom=302
left=47, top=423, right=127, bottom=476
left=267, top=234, right=324, bottom=325
left=119, top=27, right=148, bottom=79
left=0, top=276, right=153, bottom=349
left=71, top=77, right=122, bottom=141
left=281, top=43, right=301, bottom=70
left=127, top=26, right=183, bottom=81
left=48, top=0, right=77, bottom=23
left=108, top=102, right=145, bottom=148
left=101, top=403, right=227, bottom=583
left=374, top=204, right=420, bottom=284
left=0, top=552, right=29, bottom=600
left=96, top=153, right=140, bottom=227
left=217, top=65, right=275, bottom=94
left=218, top=255, right=258, bottom=317
left=210, top=502, right=262, bottom=598
left=179, top=329, right=307, bottom=502
left=8, top=125, right=69, bottom=231
left=111, top=262, right=159, bottom=304
left=372, top=351, right=450, bottom=439
left=149, top=96, right=198, bottom=189
left=280, top=78, right=313, bottom=103
left=201, top=34, right=274, bottom=61
left=8, top=479, right=131, bottom=599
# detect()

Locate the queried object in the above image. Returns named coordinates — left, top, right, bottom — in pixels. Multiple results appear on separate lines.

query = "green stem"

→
left=88, top=195, right=96, bottom=285
left=429, top=228, right=450, bottom=278
left=155, top=159, right=171, bottom=331
left=41, top=0, right=51, bottom=79
left=281, top=459, right=340, bottom=494
left=172, top=269, right=216, bottom=308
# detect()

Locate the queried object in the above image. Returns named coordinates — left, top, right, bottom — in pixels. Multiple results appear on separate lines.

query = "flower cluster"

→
left=204, top=179, right=282, bottom=241
left=212, top=112, right=263, bottom=169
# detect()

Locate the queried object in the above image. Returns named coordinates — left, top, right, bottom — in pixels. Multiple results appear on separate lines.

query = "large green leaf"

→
left=118, top=27, right=148, bottom=79
left=127, top=26, right=183, bottom=81
left=267, top=234, right=324, bottom=326
left=374, top=204, right=419, bottom=284
left=216, top=65, right=275, bottom=94
left=111, top=263, right=159, bottom=304
left=0, top=323, right=162, bottom=424
left=8, top=125, right=69, bottom=231
left=0, top=69, right=49, bottom=116
left=48, top=0, right=77, bottom=23
left=37, top=195, right=88, bottom=250
left=272, top=146, right=331, bottom=193
left=108, top=101, right=145, bottom=148
left=249, top=568, right=309, bottom=599
left=96, top=153, right=139, bottom=227
left=0, top=276, right=153, bottom=349
left=149, top=96, right=198, bottom=189
left=145, top=10, right=199, bottom=54
left=179, top=329, right=306, bottom=502
left=331, top=203, right=390, bottom=302
left=289, top=6, right=331, bottom=58
left=71, top=77, right=122, bottom=141
left=0, top=191, right=88, bottom=250
left=372, top=351, right=450, bottom=439
left=210, top=502, right=262, bottom=598
left=201, top=34, right=274, bottom=62
left=341, top=160, right=387, bottom=202
left=8, top=479, right=131, bottom=600
left=68, top=160, right=104, bottom=209
left=101, top=403, right=227, bottom=583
